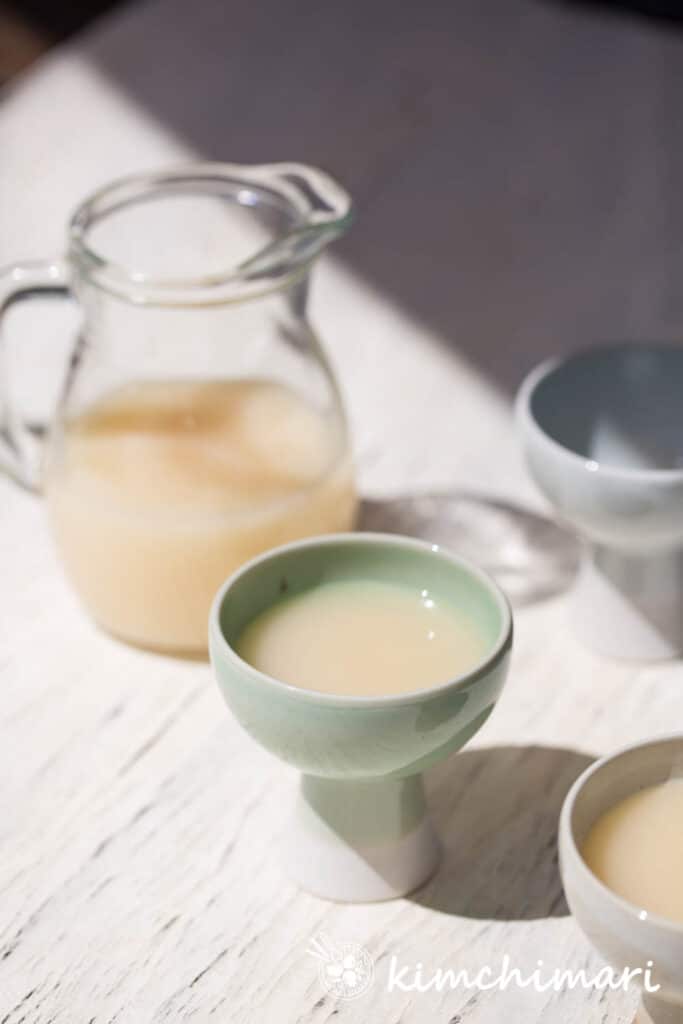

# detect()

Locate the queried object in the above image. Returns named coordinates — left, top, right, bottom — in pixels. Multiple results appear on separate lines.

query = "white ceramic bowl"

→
left=517, top=344, right=683, bottom=659
left=559, top=736, right=683, bottom=1024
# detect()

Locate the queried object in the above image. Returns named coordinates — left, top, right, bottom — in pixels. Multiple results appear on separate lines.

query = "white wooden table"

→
left=2, top=2, right=682, bottom=1021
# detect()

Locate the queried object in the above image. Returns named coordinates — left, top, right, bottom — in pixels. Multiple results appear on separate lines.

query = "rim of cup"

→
left=560, top=734, right=683, bottom=935
left=209, top=532, right=513, bottom=708
left=516, top=343, right=683, bottom=485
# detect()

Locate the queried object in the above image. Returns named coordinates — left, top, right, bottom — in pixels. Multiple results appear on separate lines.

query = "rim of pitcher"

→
left=68, top=162, right=353, bottom=306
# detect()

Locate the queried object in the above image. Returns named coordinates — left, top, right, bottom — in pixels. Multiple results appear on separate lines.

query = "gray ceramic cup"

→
left=518, top=344, right=683, bottom=660
left=210, top=532, right=512, bottom=902
left=560, top=736, right=683, bottom=1024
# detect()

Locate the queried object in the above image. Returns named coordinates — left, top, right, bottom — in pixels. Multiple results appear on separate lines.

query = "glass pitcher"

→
left=0, top=163, right=357, bottom=654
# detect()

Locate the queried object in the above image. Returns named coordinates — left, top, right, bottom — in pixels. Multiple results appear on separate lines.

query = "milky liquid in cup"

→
left=45, top=379, right=355, bottom=653
left=235, top=578, right=489, bottom=696
left=582, top=778, right=683, bottom=924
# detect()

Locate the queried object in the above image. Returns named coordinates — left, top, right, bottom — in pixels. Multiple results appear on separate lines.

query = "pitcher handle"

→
left=0, top=259, right=72, bottom=492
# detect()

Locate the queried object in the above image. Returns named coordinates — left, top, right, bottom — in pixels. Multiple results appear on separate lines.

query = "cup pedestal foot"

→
left=281, top=773, right=441, bottom=902
left=570, top=545, right=683, bottom=660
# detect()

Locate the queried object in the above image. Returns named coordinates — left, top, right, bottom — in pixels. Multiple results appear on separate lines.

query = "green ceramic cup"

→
left=209, top=533, right=513, bottom=902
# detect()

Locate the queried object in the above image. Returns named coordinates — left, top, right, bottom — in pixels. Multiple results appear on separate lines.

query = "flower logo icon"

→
left=307, top=933, right=375, bottom=1000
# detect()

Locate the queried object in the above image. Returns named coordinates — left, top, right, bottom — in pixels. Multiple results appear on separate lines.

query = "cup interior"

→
left=528, top=345, right=683, bottom=472
left=213, top=533, right=511, bottom=700
left=566, top=736, right=683, bottom=928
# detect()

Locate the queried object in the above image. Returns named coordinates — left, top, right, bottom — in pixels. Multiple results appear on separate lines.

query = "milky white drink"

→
left=236, top=579, right=489, bottom=696
left=45, top=379, right=355, bottom=653
left=582, top=778, right=683, bottom=924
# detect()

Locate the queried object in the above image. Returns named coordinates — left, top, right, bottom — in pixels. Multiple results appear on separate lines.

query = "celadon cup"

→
left=560, top=736, right=683, bottom=1024
left=209, top=533, right=513, bottom=903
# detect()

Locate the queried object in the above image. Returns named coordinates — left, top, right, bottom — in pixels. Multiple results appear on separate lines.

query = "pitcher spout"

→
left=236, top=162, right=353, bottom=280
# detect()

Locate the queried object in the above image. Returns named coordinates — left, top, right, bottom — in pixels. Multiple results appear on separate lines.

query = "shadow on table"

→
left=83, top=0, right=683, bottom=396
left=412, top=744, right=594, bottom=920
left=358, top=494, right=580, bottom=607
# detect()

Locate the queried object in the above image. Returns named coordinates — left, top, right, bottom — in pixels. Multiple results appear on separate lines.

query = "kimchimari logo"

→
left=386, top=954, right=661, bottom=994
left=306, top=937, right=661, bottom=1001
left=307, top=933, right=375, bottom=1001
